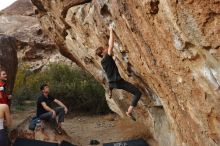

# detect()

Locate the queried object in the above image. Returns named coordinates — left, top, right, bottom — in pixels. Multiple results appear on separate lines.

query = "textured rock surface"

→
left=31, top=0, right=220, bottom=145
left=0, top=0, right=72, bottom=70
left=0, top=35, right=18, bottom=93
left=10, top=115, right=76, bottom=145
left=0, top=0, right=35, bottom=16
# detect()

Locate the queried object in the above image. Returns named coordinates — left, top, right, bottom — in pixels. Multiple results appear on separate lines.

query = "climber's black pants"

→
left=109, top=79, right=142, bottom=107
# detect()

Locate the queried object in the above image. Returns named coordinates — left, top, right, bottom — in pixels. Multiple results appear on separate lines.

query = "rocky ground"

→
left=11, top=106, right=156, bottom=146
left=63, top=113, right=156, bottom=146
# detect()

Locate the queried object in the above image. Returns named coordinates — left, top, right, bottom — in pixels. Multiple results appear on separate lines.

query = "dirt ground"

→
left=11, top=107, right=156, bottom=146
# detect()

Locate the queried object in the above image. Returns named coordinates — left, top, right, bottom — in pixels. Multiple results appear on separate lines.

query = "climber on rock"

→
left=95, top=26, right=142, bottom=121
left=36, top=83, right=68, bottom=134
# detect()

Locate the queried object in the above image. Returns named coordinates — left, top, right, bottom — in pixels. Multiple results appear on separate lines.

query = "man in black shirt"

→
left=37, top=84, right=68, bottom=134
left=96, top=27, right=142, bottom=120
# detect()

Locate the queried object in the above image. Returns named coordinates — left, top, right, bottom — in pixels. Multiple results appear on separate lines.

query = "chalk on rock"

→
left=109, top=21, right=116, bottom=30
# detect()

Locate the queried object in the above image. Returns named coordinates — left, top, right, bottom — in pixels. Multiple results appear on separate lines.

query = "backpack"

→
left=28, top=116, right=41, bottom=131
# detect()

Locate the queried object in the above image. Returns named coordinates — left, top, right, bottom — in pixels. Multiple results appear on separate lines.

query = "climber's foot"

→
left=126, top=111, right=136, bottom=121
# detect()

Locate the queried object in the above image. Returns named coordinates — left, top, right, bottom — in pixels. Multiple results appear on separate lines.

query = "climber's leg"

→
left=116, top=79, right=142, bottom=107
left=113, top=79, right=141, bottom=120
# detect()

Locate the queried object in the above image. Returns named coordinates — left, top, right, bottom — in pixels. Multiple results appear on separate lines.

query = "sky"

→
left=0, top=0, right=16, bottom=11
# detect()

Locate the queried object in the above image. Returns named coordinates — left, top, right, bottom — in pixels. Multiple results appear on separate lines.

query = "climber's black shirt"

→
left=101, top=54, right=122, bottom=82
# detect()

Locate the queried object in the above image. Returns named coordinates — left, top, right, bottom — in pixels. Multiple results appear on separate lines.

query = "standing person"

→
left=95, top=27, right=142, bottom=120
left=36, top=84, right=68, bottom=134
left=0, top=68, right=12, bottom=106
left=0, top=104, right=11, bottom=146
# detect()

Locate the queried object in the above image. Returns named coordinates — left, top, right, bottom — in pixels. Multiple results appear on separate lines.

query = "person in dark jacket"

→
left=95, top=27, right=142, bottom=120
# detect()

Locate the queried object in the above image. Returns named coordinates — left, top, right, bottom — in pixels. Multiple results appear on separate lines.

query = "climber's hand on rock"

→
left=109, top=21, right=116, bottom=30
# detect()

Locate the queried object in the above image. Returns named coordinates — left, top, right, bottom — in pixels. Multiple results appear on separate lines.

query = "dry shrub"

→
left=14, top=63, right=111, bottom=114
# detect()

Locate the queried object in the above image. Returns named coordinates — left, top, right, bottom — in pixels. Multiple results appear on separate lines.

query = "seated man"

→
left=36, top=84, right=68, bottom=134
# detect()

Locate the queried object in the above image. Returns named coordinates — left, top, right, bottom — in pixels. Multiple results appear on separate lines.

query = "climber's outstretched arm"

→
left=107, top=28, right=114, bottom=56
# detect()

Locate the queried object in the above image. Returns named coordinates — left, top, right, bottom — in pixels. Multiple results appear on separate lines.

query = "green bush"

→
left=13, top=63, right=111, bottom=114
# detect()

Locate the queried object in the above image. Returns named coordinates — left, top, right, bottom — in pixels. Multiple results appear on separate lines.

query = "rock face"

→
left=10, top=116, right=76, bottom=145
left=0, top=35, right=18, bottom=93
left=0, top=0, right=35, bottom=16
left=0, top=0, right=72, bottom=71
left=31, top=0, right=220, bottom=146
